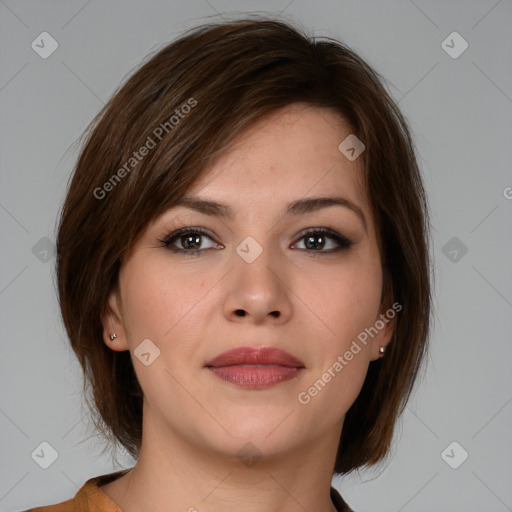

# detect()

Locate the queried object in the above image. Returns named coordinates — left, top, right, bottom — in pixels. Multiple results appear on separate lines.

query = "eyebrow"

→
left=173, top=195, right=367, bottom=232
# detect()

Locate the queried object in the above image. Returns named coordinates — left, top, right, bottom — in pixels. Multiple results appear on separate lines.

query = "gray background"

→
left=1, top=1, right=511, bottom=511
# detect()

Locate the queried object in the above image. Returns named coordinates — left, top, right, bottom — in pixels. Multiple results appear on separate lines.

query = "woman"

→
left=24, top=16, right=433, bottom=512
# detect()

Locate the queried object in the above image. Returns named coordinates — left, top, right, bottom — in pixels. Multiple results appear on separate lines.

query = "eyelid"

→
left=291, top=227, right=354, bottom=251
left=160, top=226, right=222, bottom=248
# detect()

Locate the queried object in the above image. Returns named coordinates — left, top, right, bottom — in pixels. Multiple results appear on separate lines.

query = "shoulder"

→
left=19, top=497, right=75, bottom=512
left=20, top=497, right=75, bottom=512
left=18, top=469, right=131, bottom=512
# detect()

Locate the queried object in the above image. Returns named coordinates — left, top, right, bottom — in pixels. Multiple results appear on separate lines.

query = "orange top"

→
left=21, top=469, right=353, bottom=511
left=21, top=469, right=130, bottom=512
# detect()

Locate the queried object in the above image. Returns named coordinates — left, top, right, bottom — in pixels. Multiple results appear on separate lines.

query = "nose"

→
left=223, top=240, right=293, bottom=325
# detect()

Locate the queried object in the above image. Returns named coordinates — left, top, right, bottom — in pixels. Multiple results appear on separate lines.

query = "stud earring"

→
left=379, top=346, right=385, bottom=357
left=109, top=333, right=117, bottom=341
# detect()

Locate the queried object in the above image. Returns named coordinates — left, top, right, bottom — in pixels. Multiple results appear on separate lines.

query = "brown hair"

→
left=56, top=16, right=433, bottom=474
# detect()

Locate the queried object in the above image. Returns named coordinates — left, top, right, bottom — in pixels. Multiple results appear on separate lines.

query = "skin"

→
left=99, top=103, right=394, bottom=512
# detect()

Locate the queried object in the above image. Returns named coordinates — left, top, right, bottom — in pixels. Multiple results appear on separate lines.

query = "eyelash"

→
left=159, top=226, right=354, bottom=256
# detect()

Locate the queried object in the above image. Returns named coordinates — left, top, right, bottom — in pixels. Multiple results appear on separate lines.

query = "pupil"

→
left=306, top=235, right=324, bottom=250
left=183, top=234, right=201, bottom=249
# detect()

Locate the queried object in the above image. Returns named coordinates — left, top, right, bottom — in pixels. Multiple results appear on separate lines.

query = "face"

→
left=102, top=103, right=394, bottom=464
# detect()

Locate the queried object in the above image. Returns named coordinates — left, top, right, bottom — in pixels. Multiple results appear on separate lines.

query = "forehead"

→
left=189, top=103, right=367, bottom=209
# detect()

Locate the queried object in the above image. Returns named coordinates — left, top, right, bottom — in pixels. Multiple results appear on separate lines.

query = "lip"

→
left=205, top=346, right=305, bottom=389
left=205, top=346, right=305, bottom=368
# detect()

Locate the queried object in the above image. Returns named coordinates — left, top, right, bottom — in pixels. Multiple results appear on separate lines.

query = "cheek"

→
left=119, top=256, right=205, bottom=342
left=294, top=255, right=381, bottom=409
left=296, top=282, right=376, bottom=419
left=299, top=256, right=383, bottom=346
left=117, top=258, right=208, bottom=401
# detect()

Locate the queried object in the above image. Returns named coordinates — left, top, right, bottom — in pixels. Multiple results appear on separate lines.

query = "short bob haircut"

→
left=56, top=16, right=433, bottom=475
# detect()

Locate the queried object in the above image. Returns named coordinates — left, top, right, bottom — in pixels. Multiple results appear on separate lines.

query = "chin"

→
left=199, top=408, right=300, bottom=455
left=211, top=430, right=300, bottom=467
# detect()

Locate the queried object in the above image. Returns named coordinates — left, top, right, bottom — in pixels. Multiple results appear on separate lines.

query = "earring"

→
left=109, top=333, right=117, bottom=341
left=379, top=346, right=385, bottom=357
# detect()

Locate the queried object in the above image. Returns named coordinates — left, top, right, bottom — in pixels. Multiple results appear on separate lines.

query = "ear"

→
left=369, top=301, right=397, bottom=361
left=101, top=287, right=129, bottom=352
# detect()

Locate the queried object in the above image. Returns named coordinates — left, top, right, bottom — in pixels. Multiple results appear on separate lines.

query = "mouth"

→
left=205, top=346, right=305, bottom=389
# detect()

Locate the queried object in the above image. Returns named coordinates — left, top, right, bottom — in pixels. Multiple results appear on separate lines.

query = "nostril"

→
left=235, top=310, right=246, bottom=316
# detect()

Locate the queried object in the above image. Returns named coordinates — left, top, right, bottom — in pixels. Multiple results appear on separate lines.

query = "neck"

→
left=102, top=408, right=342, bottom=512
